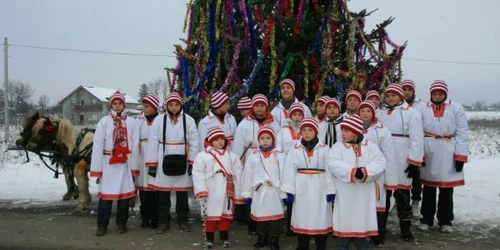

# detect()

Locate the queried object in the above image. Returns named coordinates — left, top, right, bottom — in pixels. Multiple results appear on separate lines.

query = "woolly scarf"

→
left=325, top=115, right=343, bottom=147
left=109, top=111, right=130, bottom=164
left=259, top=144, right=275, bottom=158
left=301, top=137, right=319, bottom=152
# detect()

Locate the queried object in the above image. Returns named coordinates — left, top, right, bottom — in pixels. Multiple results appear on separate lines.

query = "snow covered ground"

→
left=466, top=111, right=500, bottom=120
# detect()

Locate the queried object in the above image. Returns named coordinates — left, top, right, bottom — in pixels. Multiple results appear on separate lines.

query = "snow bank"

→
left=466, top=111, right=500, bottom=121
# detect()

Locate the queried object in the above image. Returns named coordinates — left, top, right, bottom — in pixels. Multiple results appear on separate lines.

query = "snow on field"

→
left=466, top=111, right=500, bottom=120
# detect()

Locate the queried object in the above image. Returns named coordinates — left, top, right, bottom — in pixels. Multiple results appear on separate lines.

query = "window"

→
left=81, top=100, right=84, bottom=105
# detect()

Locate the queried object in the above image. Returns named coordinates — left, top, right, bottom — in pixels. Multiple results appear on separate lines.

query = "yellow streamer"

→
left=183, top=0, right=194, bottom=33
left=270, top=21, right=277, bottom=93
left=303, top=58, right=309, bottom=97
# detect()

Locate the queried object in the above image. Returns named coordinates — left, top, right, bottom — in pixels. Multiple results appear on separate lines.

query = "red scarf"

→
left=109, top=113, right=131, bottom=164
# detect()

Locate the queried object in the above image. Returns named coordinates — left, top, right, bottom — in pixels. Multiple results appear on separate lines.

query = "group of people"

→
left=89, top=78, right=469, bottom=250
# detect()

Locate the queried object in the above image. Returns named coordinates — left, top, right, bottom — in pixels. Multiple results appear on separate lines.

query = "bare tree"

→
left=147, top=78, right=162, bottom=96
left=38, top=94, right=50, bottom=111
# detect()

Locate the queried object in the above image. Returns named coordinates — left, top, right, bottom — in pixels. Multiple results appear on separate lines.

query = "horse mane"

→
left=32, top=115, right=77, bottom=155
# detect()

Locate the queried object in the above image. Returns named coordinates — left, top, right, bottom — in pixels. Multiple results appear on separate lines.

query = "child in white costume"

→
left=198, top=91, right=237, bottom=152
left=343, top=90, right=362, bottom=118
left=90, top=93, right=140, bottom=236
left=193, top=127, right=243, bottom=248
left=270, top=78, right=312, bottom=127
left=419, top=80, right=469, bottom=233
left=314, top=96, right=330, bottom=123
left=378, top=84, right=424, bottom=242
left=282, top=118, right=334, bottom=250
left=241, top=127, right=286, bottom=249
left=327, top=115, right=386, bottom=250
left=144, top=92, right=199, bottom=234
left=134, top=94, right=160, bottom=229
left=358, top=101, right=398, bottom=247
left=318, top=98, right=343, bottom=147
left=276, top=103, right=304, bottom=154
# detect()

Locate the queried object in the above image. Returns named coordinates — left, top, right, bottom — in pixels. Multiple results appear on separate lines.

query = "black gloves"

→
left=355, top=167, right=364, bottom=180
left=404, top=164, right=419, bottom=178
left=148, top=167, right=157, bottom=177
left=188, top=164, right=193, bottom=176
left=455, top=161, right=464, bottom=172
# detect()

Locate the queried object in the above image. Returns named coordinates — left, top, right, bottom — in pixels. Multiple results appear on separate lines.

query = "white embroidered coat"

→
left=362, top=121, right=398, bottom=212
left=271, top=99, right=312, bottom=127
left=197, top=111, right=237, bottom=152
left=134, top=114, right=158, bottom=191
left=378, top=102, right=424, bottom=189
left=90, top=115, right=139, bottom=200
left=282, top=142, right=334, bottom=235
left=241, top=148, right=286, bottom=221
left=420, top=100, right=469, bottom=188
left=276, top=126, right=301, bottom=154
left=192, top=146, right=243, bottom=221
left=144, top=112, right=199, bottom=191
left=327, top=139, right=386, bottom=238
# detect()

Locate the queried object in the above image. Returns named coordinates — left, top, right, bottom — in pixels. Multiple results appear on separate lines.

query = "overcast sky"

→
left=1, top=0, right=499, bottom=106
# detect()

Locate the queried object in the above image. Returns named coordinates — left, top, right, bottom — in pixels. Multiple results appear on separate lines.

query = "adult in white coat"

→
left=90, top=93, right=140, bottom=236
left=144, top=92, right=199, bottom=233
left=358, top=101, right=398, bottom=247
left=327, top=115, right=386, bottom=250
left=418, top=80, right=469, bottom=233
left=270, top=79, right=312, bottom=127
left=282, top=118, right=334, bottom=250
left=198, top=91, right=237, bottom=152
left=134, top=94, right=160, bottom=229
left=378, top=84, right=424, bottom=242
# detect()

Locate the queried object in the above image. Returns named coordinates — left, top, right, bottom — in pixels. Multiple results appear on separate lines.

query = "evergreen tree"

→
left=138, top=83, right=149, bottom=101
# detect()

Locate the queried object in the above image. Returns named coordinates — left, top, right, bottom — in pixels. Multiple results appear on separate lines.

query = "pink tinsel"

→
left=221, top=43, right=241, bottom=92
left=238, top=0, right=250, bottom=49
left=294, top=0, right=305, bottom=37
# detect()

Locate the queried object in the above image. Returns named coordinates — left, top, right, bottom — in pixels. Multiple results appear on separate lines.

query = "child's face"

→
left=142, top=103, right=156, bottom=116
left=403, top=87, right=415, bottom=100
left=259, top=133, right=273, bottom=148
left=326, top=105, right=340, bottom=119
left=280, top=84, right=294, bottom=100
left=385, top=93, right=401, bottom=107
left=211, top=137, right=226, bottom=149
left=290, top=112, right=304, bottom=123
left=215, top=102, right=230, bottom=114
left=167, top=101, right=181, bottom=114
left=301, top=127, right=316, bottom=142
left=431, top=91, right=446, bottom=103
left=253, top=104, right=267, bottom=117
left=346, top=97, right=360, bottom=111
left=367, top=97, right=380, bottom=107
left=316, top=102, right=326, bottom=115
left=240, top=110, right=250, bottom=117
left=341, top=128, right=358, bottom=143
left=358, top=107, right=374, bottom=123
left=112, top=100, right=124, bottom=113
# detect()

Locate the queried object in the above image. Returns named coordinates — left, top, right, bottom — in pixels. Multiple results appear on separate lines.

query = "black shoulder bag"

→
left=162, top=113, right=188, bottom=176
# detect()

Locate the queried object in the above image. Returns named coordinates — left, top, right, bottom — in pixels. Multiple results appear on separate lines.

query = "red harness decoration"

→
left=207, top=151, right=235, bottom=200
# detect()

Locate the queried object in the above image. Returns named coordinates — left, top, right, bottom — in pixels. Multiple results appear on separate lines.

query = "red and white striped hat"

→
left=258, top=126, right=275, bottom=141
left=358, top=101, right=376, bottom=116
left=365, top=90, right=380, bottom=101
left=252, top=94, right=268, bottom=107
left=385, top=84, right=404, bottom=100
left=206, top=126, right=226, bottom=142
left=142, top=94, right=160, bottom=111
left=211, top=91, right=229, bottom=110
left=165, top=92, right=183, bottom=105
left=401, top=79, right=416, bottom=92
left=325, top=98, right=341, bottom=110
left=289, top=103, right=304, bottom=115
left=341, top=114, right=364, bottom=136
left=300, top=117, right=319, bottom=135
left=280, top=78, right=296, bottom=93
left=346, top=90, right=362, bottom=103
left=317, top=96, right=330, bottom=105
left=109, top=92, right=126, bottom=108
left=430, top=80, right=448, bottom=95
left=237, top=96, right=252, bottom=110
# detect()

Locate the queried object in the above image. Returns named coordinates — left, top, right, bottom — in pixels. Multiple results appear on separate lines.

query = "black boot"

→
left=156, top=223, right=170, bottom=234
left=400, top=220, right=414, bottom=242
left=206, top=232, right=215, bottom=249
left=254, top=233, right=269, bottom=248
left=116, top=223, right=127, bottom=234
left=220, top=231, right=231, bottom=248
left=95, top=226, right=107, bottom=236
left=269, top=236, right=280, bottom=250
left=149, top=219, right=158, bottom=229
left=141, top=218, right=151, bottom=228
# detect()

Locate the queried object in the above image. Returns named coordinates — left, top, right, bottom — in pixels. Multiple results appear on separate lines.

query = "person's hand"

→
left=148, top=167, right=157, bottom=177
left=355, top=167, right=364, bottom=180
left=404, top=164, right=419, bottom=178
left=286, top=193, right=294, bottom=204
left=188, top=164, right=193, bottom=176
left=245, top=198, right=252, bottom=205
left=455, top=161, right=464, bottom=172
left=326, top=194, right=336, bottom=202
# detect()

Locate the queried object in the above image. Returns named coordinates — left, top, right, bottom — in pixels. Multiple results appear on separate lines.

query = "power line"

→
left=8, top=43, right=500, bottom=66
left=9, top=56, right=162, bottom=71
left=9, top=43, right=176, bottom=58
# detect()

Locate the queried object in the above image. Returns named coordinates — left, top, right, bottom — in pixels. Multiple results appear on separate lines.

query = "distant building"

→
left=58, top=86, right=140, bottom=125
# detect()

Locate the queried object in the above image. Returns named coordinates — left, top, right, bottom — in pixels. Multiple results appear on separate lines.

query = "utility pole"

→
left=4, top=37, right=9, bottom=143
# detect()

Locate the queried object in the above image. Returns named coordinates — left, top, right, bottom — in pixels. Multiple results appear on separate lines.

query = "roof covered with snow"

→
left=83, top=86, right=139, bottom=104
